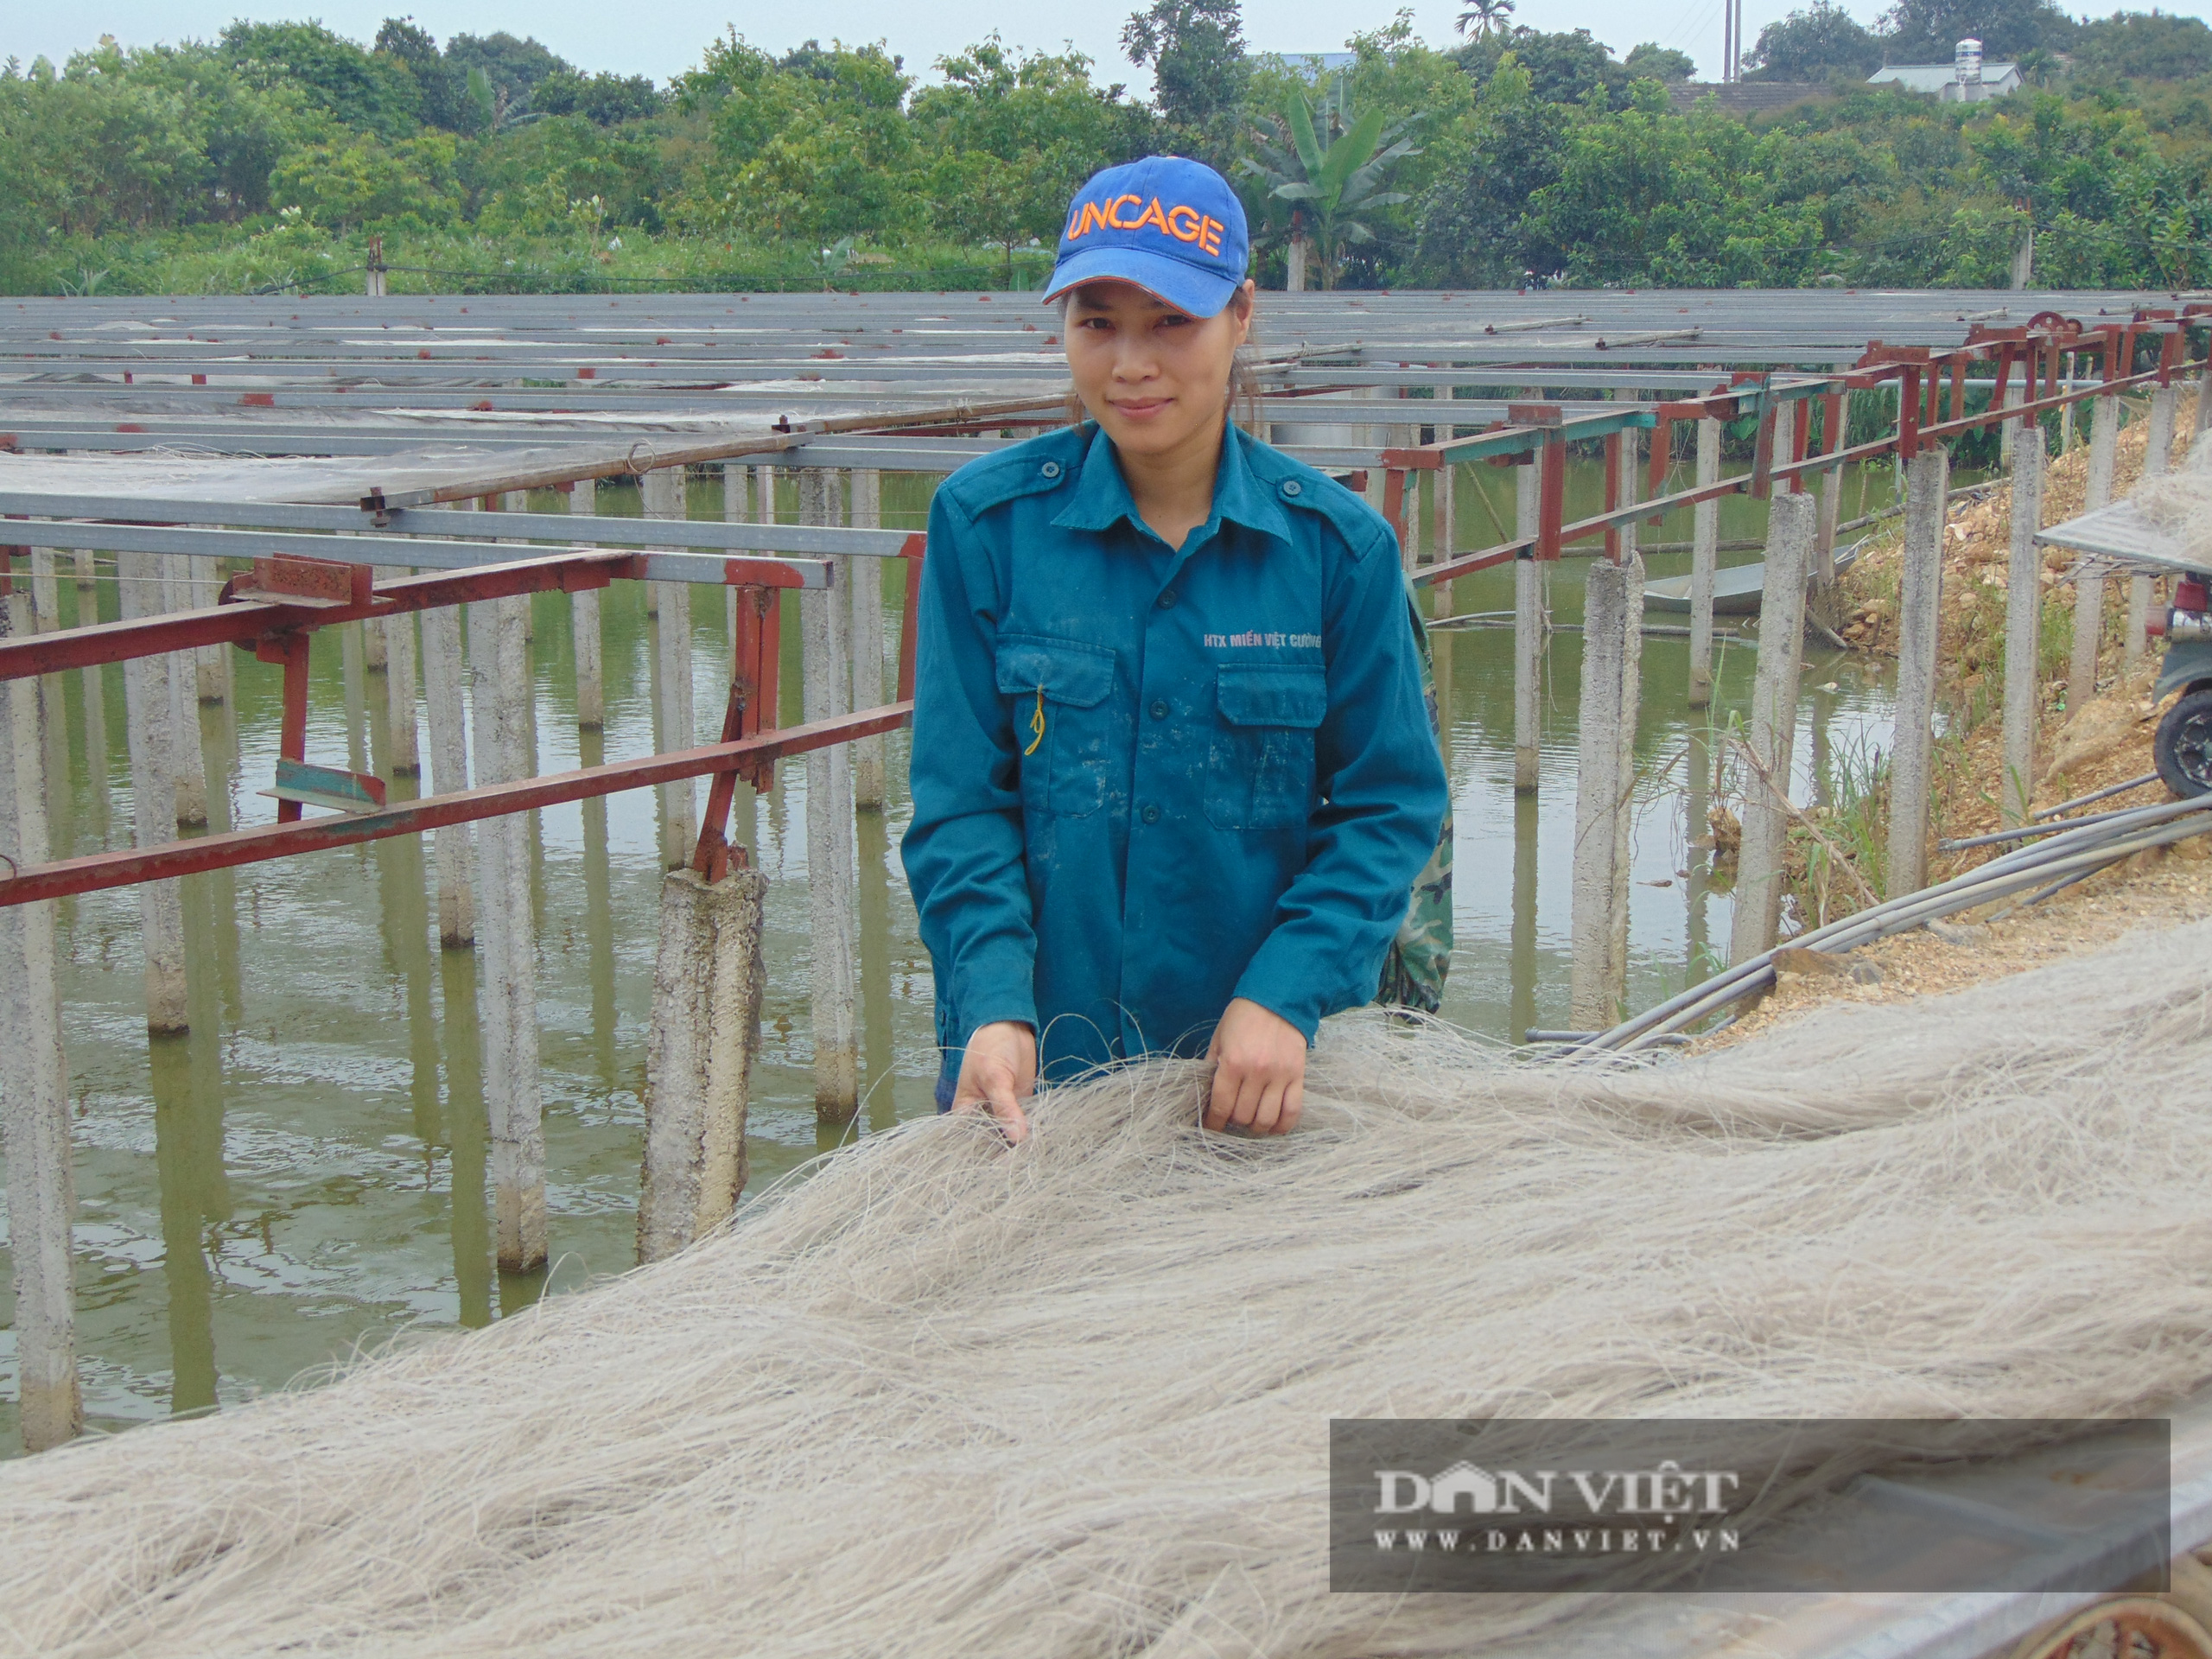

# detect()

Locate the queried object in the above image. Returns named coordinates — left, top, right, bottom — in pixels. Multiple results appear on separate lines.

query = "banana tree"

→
left=1241, top=79, right=1420, bottom=291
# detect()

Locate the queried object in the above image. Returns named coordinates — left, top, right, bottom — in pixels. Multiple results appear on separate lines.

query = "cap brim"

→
left=1041, top=245, right=1241, bottom=318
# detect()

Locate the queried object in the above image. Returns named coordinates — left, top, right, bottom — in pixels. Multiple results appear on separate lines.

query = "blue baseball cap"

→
left=1043, top=156, right=1249, bottom=318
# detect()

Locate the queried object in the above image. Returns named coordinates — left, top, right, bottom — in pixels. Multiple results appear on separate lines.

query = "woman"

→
left=900, top=156, right=1448, bottom=1143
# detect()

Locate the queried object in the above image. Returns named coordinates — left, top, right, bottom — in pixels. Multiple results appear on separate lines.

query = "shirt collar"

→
left=1051, top=421, right=1295, bottom=548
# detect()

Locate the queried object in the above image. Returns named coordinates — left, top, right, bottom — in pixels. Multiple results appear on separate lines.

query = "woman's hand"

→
left=951, top=1020, right=1037, bottom=1144
left=1204, top=998, right=1306, bottom=1135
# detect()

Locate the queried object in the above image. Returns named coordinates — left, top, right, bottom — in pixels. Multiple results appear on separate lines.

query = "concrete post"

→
left=115, top=552, right=188, bottom=1032
left=2128, top=389, right=2177, bottom=664
left=2061, top=353, right=2077, bottom=453
left=645, top=466, right=694, bottom=869
left=849, top=468, right=887, bottom=809
left=570, top=477, right=604, bottom=729
left=28, top=547, right=59, bottom=631
left=1568, top=558, right=1636, bottom=1028
left=1728, top=491, right=1815, bottom=967
left=419, top=589, right=475, bottom=948
left=2069, top=395, right=2120, bottom=713
left=638, top=867, right=767, bottom=1263
left=1608, top=434, right=1643, bottom=999
left=468, top=594, right=545, bottom=1274
left=800, top=468, right=859, bottom=1122
left=162, top=556, right=207, bottom=827
left=1689, top=416, right=1720, bottom=707
left=190, top=555, right=227, bottom=704
left=1889, top=448, right=1950, bottom=899
left=1512, top=461, right=1541, bottom=792
left=723, top=465, right=747, bottom=650
left=364, top=575, right=390, bottom=671
left=383, top=591, right=420, bottom=776
left=2198, top=370, right=2212, bottom=452
left=2002, top=432, right=2046, bottom=825
left=1997, top=358, right=2016, bottom=467
left=0, top=593, right=80, bottom=1452
left=73, top=548, right=95, bottom=593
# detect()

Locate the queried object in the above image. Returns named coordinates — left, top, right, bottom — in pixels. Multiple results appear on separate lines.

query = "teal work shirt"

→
left=899, top=420, right=1449, bottom=1084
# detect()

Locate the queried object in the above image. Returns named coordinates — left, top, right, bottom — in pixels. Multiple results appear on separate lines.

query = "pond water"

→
left=0, top=457, right=1900, bottom=1451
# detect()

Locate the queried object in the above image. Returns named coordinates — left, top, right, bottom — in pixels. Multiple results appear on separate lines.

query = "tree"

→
left=1241, top=75, right=1420, bottom=289
left=913, top=39, right=1157, bottom=277
left=373, top=18, right=478, bottom=134
left=1456, top=0, right=1516, bottom=41
left=442, top=32, right=570, bottom=105
left=1414, top=54, right=1569, bottom=283
left=1744, top=2, right=1884, bottom=80
left=532, top=70, right=664, bottom=125
left=1875, top=0, right=2075, bottom=63
left=220, top=19, right=423, bottom=139
left=1455, top=26, right=1630, bottom=108
left=1624, top=43, right=1697, bottom=81
left=1121, top=0, right=1250, bottom=164
left=2070, top=11, right=2212, bottom=84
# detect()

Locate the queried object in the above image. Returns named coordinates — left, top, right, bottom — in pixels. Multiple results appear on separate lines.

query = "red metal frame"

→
left=0, top=707, right=913, bottom=908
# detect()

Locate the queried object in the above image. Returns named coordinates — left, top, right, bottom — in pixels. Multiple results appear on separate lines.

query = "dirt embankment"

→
left=1709, top=389, right=2212, bottom=1044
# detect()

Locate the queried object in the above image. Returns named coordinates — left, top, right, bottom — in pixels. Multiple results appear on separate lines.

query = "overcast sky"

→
left=12, top=0, right=2212, bottom=91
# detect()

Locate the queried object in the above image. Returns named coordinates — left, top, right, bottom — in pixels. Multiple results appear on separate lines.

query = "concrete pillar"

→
left=644, top=467, right=694, bottom=869
left=28, top=547, right=59, bottom=632
left=800, top=468, right=859, bottom=1122
left=162, top=556, right=207, bottom=827
left=418, top=591, right=475, bottom=949
left=2061, top=354, right=2077, bottom=453
left=2002, top=432, right=2046, bottom=826
left=2198, top=370, right=2212, bottom=452
left=73, top=548, right=95, bottom=593
left=383, top=582, right=420, bottom=776
left=2128, top=389, right=2177, bottom=665
left=1567, top=557, right=1637, bottom=1029
left=1997, top=359, right=2016, bottom=467
left=1608, top=433, right=1643, bottom=1000
left=1728, top=491, right=1815, bottom=967
left=468, top=594, right=545, bottom=1274
left=116, top=552, right=188, bottom=1032
left=363, top=578, right=390, bottom=671
left=191, top=555, right=227, bottom=704
left=1511, top=461, right=1541, bottom=792
left=1889, top=448, right=1949, bottom=899
left=2069, top=396, right=2120, bottom=712
left=638, top=866, right=767, bottom=1263
left=722, top=465, right=746, bottom=652
left=570, top=478, right=604, bottom=730
left=1689, top=417, right=1720, bottom=707
left=850, top=468, right=887, bottom=808
left=0, top=592, right=80, bottom=1452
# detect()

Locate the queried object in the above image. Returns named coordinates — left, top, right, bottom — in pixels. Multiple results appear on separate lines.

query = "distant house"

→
left=1667, top=82, right=1834, bottom=116
left=1869, top=39, right=2023, bottom=100
left=1268, top=51, right=1357, bottom=82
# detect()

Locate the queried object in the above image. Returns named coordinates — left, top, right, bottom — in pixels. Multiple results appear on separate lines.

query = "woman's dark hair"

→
left=1054, top=284, right=1264, bottom=435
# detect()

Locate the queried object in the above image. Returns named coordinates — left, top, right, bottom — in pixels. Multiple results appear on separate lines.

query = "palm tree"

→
left=1241, top=77, right=1421, bottom=291
left=1455, top=0, right=1516, bottom=40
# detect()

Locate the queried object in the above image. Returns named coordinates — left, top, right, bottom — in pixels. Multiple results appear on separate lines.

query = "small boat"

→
left=1643, top=540, right=1862, bottom=616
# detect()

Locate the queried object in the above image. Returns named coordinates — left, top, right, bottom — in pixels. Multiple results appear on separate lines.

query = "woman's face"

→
left=1063, top=278, right=1255, bottom=462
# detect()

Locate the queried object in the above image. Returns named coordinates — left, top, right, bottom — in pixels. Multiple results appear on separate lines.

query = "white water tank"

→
left=1955, top=38, right=1985, bottom=99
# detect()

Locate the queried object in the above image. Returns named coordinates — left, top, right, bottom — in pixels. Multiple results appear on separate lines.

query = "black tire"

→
left=2154, top=686, right=2212, bottom=799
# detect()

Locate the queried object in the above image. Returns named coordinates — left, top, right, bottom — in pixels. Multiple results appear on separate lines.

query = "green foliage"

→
left=913, top=39, right=1157, bottom=275
left=1120, top=0, right=1250, bottom=166
left=442, top=31, right=569, bottom=103
left=219, top=19, right=423, bottom=139
left=532, top=69, right=664, bottom=126
left=1744, top=1, right=1884, bottom=81
left=2069, top=10, right=2212, bottom=85
left=1876, top=0, right=2076, bottom=60
left=272, top=131, right=464, bottom=229
left=1242, top=73, right=1421, bottom=288
left=1624, top=44, right=1697, bottom=83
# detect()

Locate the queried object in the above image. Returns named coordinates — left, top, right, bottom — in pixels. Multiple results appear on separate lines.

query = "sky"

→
left=10, top=0, right=2212, bottom=91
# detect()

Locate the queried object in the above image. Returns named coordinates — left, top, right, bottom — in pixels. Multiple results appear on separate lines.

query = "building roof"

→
left=1668, top=81, right=1835, bottom=115
left=1869, top=61, right=2021, bottom=92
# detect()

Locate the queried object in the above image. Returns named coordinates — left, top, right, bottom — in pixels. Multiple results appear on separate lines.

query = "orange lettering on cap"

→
left=1166, top=205, right=1204, bottom=242
left=1198, top=215, right=1224, bottom=256
left=1068, top=200, right=1114, bottom=238
left=1106, top=194, right=1143, bottom=229
left=1132, top=197, right=1172, bottom=235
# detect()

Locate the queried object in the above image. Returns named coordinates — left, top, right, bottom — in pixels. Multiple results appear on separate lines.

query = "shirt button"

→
left=1040, top=460, right=1062, bottom=479
left=1156, top=589, right=1179, bottom=609
left=1148, top=699, right=1168, bottom=720
left=1281, top=479, right=1303, bottom=497
left=1141, top=804, right=1161, bottom=824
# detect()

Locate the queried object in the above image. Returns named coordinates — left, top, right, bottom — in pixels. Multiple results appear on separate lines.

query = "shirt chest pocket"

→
left=995, top=634, right=1119, bottom=820
left=1207, top=664, right=1329, bottom=830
